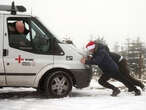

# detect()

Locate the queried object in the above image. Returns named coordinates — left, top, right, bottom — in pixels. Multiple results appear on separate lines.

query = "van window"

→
left=7, top=18, right=32, bottom=51
left=7, top=17, right=54, bottom=54
left=30, top=19, right=51, bottom=53
left=31, top=17, right=64, bottom=55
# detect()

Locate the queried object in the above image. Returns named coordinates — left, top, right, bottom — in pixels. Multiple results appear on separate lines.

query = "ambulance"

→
left=0, top=2, right=91, bottom=98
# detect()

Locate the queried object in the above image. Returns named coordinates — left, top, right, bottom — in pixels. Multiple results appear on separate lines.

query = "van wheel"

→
left=44, top=71, right=72, bottom=98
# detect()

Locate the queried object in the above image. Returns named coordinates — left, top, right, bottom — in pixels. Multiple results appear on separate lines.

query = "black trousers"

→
left=118, top=58, right=144, bottom=88
left=98, top=58, right=144, bottom=91
left=98, top=72, right=138, bottom=91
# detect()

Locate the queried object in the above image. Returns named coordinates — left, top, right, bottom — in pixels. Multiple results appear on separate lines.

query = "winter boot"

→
left=134, top=89, right=141, bottom=96
left=111, top=88, right=121, bottom=96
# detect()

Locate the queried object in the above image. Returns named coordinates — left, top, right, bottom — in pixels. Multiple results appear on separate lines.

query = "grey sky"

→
left=1, top=0, right=146, bottom=50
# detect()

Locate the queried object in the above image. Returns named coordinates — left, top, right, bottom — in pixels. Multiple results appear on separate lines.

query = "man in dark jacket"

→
left=80, top=41, right=141, bottom=96
left=97, top=42, right=145, bottom=92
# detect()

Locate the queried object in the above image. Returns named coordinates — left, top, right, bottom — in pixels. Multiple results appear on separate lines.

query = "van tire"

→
left=44, top=71, right=72, bottom=98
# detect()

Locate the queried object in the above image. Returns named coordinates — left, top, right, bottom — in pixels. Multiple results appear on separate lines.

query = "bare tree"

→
left=121, top=37, right=146, bottom=79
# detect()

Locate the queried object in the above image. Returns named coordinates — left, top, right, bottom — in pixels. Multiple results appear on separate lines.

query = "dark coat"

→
left=97, top=43, right=122, bottom=64
left=96, top=43, right=110, bottom=53
left=110, top=52, right=121, bottom=64
left=85, top=44, right=120, bottom=75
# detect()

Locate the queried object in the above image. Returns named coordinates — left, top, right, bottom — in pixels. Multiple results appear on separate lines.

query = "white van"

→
left=0, top=2, right=92, bottom=98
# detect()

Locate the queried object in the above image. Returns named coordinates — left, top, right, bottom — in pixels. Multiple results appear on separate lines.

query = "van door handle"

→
left=3, top=49, right=8, bottom=56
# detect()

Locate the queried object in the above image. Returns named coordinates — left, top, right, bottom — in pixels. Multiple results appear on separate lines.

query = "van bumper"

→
left=70, top=69, right=92, bottom=89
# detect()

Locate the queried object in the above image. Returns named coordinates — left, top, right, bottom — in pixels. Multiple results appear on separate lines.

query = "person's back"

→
left=95, top=42, right=110, bottom=52
left=89, top=42, right=119, bottom=74
left=93, top=48, right=119, bottom=74
left=110, top=52, right=122, bottom=64
left=95, top=42, right=122, bottom=64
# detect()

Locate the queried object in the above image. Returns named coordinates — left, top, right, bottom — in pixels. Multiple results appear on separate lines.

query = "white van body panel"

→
left=0, top=14, right=6, bottom=85
left=33, top=64, right=54, bottom=87
left=54, top=44, right=85, bottom=69
left=33, top=44, right=86, bottom=87
left=3, top=15, right=54, bottom=86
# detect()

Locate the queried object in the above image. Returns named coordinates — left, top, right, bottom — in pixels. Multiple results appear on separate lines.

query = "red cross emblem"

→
left=15, top=55, right=24, bottom=63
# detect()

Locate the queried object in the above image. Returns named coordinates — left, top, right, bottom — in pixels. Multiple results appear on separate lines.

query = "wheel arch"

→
left=37, top=67, right=76, bottom=90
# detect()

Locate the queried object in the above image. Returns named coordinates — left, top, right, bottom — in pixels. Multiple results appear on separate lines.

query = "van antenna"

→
left=11, top=1, right=16, bottom=15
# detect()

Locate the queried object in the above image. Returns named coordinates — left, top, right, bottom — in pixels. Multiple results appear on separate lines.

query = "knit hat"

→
left=86, top=41, right=96, bottom=50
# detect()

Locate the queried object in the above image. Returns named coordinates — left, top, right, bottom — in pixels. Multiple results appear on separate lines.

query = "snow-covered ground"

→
left=0, top=80, right=145, bottom=110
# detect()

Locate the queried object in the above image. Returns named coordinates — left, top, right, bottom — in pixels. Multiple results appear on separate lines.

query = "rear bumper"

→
left=70, top=69, right=92, bottom=89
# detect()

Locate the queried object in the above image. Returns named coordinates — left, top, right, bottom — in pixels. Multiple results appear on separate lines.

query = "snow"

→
left=0, top=80, right=146, bottom=110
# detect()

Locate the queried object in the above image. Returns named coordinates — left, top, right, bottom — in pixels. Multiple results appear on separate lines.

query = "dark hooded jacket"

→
left=85, top=43, right=120, bottom=74
left=97, top=43, right=122, bottom=64
left=110, top=52, right=121, bottom=64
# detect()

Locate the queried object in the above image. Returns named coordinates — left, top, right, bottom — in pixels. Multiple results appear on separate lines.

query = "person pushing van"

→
left=96, top=42, right=145, bottom=92
left=80, top=41, right=141, bottom=96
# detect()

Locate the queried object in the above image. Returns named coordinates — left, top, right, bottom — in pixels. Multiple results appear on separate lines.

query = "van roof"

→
left=0, top=12, right=31, bottom=17
left=0, top=2, right=26, bottom=15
